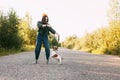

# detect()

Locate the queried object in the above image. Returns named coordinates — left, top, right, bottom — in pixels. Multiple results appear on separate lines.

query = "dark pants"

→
left=35, top=33, right=50, bottom=61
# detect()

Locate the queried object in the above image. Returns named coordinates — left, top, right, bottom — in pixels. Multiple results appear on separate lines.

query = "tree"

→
left=105, top=0, right=120, bottom=55
left=0, top=9, right=23, bottom=49
left=28, top=28, right=37, bottom=45
left=18, top=13, right=35, bottom=45
left=108, top=0, right=120, bottom=23
left=49, top=33, right=59, bottom=47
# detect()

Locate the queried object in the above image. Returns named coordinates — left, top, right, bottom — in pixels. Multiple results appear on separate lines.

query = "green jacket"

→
left=37, top=21, right=56, bottom=35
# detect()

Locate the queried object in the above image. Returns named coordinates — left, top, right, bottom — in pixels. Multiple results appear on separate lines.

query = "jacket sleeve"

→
left=48, top=26, right=56, bottom=34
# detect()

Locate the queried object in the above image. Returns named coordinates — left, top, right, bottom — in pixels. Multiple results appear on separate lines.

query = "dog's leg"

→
left=58, top=57, right=62, bottom=64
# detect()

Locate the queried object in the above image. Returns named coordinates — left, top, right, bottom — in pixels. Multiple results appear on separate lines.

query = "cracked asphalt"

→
left=0, top=48, right=120, bottom=80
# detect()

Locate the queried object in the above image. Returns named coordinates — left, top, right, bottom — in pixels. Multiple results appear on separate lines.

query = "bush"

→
left=0, top=9, right=23, bottom=49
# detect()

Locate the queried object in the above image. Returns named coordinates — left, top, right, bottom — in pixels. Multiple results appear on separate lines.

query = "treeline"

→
left=0, top=9, right=37, bottom=52
left=62, top=0, right=120, bottom=55
left=62, top=20, right=120, bottom=55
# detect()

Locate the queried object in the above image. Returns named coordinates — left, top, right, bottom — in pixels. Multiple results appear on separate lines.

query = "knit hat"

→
left=42, top=13, right=47, bottom=17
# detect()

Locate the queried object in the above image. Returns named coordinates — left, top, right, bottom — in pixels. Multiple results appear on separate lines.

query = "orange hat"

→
left=42, top=13, right=47, bottom=17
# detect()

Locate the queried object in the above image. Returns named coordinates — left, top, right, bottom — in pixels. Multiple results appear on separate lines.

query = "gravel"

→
left=0, top=48, right=120, bottom=80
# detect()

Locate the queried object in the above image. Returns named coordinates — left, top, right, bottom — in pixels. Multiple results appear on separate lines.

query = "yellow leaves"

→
left=62, top=21, right=120, bottom=55
left=18, top=17, right=32, bottom=45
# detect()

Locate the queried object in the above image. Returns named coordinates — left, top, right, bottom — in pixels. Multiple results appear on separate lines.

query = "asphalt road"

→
left=0, top=48, right=120, bottom=80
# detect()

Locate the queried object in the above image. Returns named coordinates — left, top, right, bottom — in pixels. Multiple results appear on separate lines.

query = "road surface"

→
left=0, top=48, right=120, bottom=80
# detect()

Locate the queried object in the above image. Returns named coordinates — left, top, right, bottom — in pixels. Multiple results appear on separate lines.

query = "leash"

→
left=58, top=35, right=60, bottom=42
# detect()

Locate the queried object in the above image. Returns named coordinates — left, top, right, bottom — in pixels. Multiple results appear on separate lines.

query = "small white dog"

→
left=51, top=46, right=63, bottom=64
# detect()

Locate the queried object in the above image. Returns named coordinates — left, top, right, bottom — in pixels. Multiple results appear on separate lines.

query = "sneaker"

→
left=46, top=60, right=49, bottom=64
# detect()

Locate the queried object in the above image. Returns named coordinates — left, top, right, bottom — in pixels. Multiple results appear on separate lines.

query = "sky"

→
left=0, top=0, right=109, bottom=42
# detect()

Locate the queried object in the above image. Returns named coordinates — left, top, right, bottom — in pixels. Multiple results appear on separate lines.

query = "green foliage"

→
left=0, top=9, right=37, bottom=56
left=0, top=9, right=23, bottom=49
left=49, top=34, right=59, bottom=47
left=62, top=35, right=80, bottom=49
left=0, top=48, right=21, bottom=56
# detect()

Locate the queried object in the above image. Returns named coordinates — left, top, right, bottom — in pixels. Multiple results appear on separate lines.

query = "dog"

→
left=51, top=46, right=63, bottom=64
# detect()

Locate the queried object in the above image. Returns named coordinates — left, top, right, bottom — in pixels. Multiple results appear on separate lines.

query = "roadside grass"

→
left=80, top=48, right=104, bottom=55
left=21, top=45, right=35, bottom=52
left=0, top=48, right=21, bottom=56
left=91, top=49, right=104, bottom=55
left=80, top=48, right=92, bottom=53
left=0, top=45, right=35, bottom=56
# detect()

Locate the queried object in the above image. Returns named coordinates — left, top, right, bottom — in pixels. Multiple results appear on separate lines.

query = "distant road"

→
left=0, top=48, right=120, bottom=80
